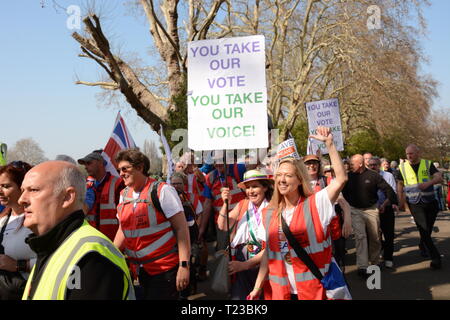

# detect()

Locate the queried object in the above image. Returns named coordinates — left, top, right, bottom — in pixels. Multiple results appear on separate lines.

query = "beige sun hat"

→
left=237, top=169, right=274, bottom=189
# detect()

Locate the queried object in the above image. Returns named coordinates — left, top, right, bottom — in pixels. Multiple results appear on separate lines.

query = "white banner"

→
left=306, top=98, right=344, bottom=154
left=187, top=35, right=268, bottom=151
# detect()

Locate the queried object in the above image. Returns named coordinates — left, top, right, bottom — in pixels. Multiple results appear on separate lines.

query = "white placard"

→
left=306, top=98, right=344, bottom=154
left=276, top=139, right=301, bottom=161
left=187, top=35, right=268, bottom=151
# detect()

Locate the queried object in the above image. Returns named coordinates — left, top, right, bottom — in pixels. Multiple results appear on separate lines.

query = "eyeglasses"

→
left=304, top=161, right=319, bottom=166
left=117, top=165, right=134, bottom=173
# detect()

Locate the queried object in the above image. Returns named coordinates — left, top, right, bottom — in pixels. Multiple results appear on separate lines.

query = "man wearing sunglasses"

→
left=78, top=151, right=124, bottom=241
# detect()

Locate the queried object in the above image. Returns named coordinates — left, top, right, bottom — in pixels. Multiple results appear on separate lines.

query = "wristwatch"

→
left=17, top=260, right=27, bottom=272
left=180, top=261, right=190, bottom=268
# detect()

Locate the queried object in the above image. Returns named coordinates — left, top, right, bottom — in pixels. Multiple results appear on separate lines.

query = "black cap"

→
left=77, top=152, right=104, bottom=165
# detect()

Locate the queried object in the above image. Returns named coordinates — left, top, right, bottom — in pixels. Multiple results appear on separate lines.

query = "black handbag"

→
left=0, top=211, right=27, bottom=300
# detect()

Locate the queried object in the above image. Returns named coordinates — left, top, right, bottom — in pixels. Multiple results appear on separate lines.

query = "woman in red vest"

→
left=113, top=149, right=191, bottom=300
left=248, top=126, right=348, bottom=300
left=217, top=169, right=273, bottom=300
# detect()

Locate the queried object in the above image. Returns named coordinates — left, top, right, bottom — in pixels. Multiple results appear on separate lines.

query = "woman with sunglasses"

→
left=113, top=149, right=191, bottom=300
left=0, top=161, right=36, bottom=300
left=248, top=126, right=348, bottom=300
left=217, top=169, right=273, bottom=300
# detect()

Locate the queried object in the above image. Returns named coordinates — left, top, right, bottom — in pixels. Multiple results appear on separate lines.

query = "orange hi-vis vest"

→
left=86, top=173, right=122, bottom=241
left=117, top=179, right=179, bottom=276
left=264, top=194, right=333, bottom=300
left=313, top=176, right=341, bottom=241
left=205, top=164, right=246, bottom=223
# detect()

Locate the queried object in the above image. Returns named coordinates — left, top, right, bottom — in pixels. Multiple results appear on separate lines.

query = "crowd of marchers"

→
left=0, top=126, right=447, bottom=300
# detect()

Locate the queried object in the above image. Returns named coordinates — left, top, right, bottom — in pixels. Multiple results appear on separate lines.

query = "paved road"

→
left=193, top=210, right=450, bottom=300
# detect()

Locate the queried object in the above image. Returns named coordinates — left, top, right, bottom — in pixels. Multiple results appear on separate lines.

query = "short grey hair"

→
left=171, top=171, right=188, bottom=185
left=55, top=154, right=77, bottom=165
left=54, top=166, right=86, bottom=207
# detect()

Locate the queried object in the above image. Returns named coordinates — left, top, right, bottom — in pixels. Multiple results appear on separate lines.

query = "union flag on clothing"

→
left=102, top=112, right=137, bottom=176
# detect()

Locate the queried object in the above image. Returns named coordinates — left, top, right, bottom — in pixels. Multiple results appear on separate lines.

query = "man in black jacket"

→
left=343, top=154, right=398, bottom=278
left=19, top=161, right=133, bottom=300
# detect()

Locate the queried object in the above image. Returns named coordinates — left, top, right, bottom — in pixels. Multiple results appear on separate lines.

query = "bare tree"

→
left=47, top=0, right=435, bottom=146
left=425, top=108, right=450, bottom=163
left=7, top=138, right=48, bottom=165
left=142, top=139, right=163, bottom=174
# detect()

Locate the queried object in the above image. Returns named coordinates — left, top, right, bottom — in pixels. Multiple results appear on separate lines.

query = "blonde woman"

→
left=248, top=126, right=347, bottom=300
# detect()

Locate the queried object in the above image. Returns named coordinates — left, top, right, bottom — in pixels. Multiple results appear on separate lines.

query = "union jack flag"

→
left=102, top=112, right=137, bottom=176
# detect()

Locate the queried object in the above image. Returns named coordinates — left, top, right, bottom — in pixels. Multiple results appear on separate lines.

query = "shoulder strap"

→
left=280, top=214, right=323, bottom=280
left=0, top=210, right=12, bottom=255
left=424, top=159, right=430, bottom=173
left=151, top=181, right=164, bottom=214
left=237, top=199, right=249, bottom=222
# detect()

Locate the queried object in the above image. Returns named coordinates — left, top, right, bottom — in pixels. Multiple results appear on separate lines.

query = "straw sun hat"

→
left=237, top=169, right=274, bottom=189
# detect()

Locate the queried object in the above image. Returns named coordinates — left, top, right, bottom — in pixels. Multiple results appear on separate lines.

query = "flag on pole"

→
left=102, top=112, right=137, bottom=176
left=159, top=125, right=174, bottom=183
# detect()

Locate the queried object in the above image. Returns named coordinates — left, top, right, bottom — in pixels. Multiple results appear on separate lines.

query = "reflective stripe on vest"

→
left=99, top=219, right=119, bottom=226
left=99, top=176, right=119, bottom=210
left=23, top=221, right=134, bottom=300
left=124, top=230, right=175, bottom=259
left=399, top=159, right=435, bottom=204
left=269, top=264, right=330, bottom=284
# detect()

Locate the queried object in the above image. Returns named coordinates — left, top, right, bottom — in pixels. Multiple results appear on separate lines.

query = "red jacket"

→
left=85, top=173, right=123, bottom=241
left=205, top=164, right=246, bottom=223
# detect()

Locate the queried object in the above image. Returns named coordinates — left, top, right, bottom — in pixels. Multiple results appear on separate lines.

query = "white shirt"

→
left=119, top=183, right=184, bottom=220
left=231, top=199, right=268, bottom=248
left=272, top=188, right=335, bottom=294
left=0, top=214, right=37, bottom=279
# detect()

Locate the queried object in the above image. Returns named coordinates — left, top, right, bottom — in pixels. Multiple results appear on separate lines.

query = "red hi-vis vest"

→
left=184, top=173, right=206, bottom=204
left=205, top=165, right=246, bottom=222
left=263, top=195, right=333, bottom=300
left=313, top=176, right=341, bottom=241
left=117, top=179, right=179, bottom=276
left=85, top=173, right=122, bottom=241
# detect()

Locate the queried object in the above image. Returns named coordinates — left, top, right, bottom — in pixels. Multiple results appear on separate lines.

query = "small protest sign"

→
left=306, top=98, right=344, bottom=154
left=276, top=139, right=301, bottom=161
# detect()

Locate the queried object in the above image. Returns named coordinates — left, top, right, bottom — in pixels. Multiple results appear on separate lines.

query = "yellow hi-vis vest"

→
left=22, top=221, right=135, bottom=300
left=399, top=159, right=435, bottom=204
